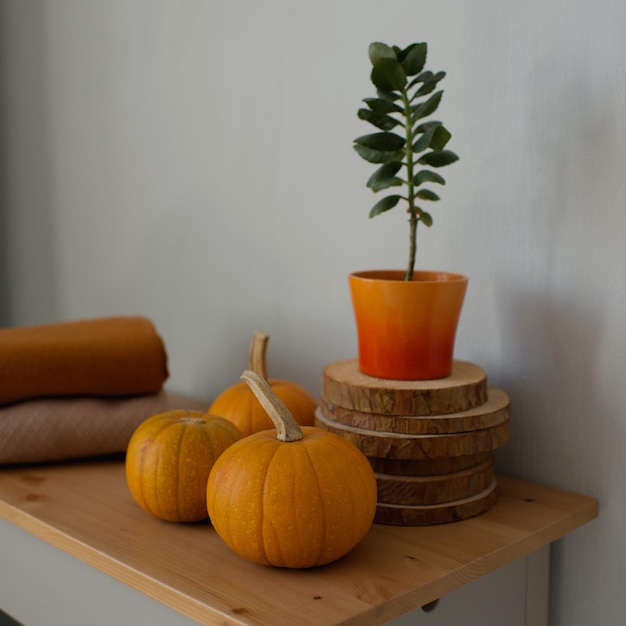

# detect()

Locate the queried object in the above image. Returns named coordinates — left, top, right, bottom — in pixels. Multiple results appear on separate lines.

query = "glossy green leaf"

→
left=371, top=58, right=407, bottom=92
left=354, top=132, right=405, bottom=163
left=409, top=71, right=446, bottom=97
left=354, top=132, right=405, bottom=150
left=420, top=211, right=433, bottom=226
left=408, top=70, right=432, bottom=89
left=413, top=169, right=446, bottom=186
left=416, top=189, right=440, bottom=201
left=367, top=161, right=404, bottom=191
left=411, top=121, right=450, bottom=153
left=358, top=108, right=401, bottom=131
left=418, top=149, right=460, bottom=167
left=411, top=91, right=443, bottom=123
left=400, top=43, right=427, bottom=76
left=368, top=42, right=396, bottom=65
left=377, top=89, right=402, bottom=103
left=412, top=121, right=442, bottom=153
left=414, top=120, right=441, bottom=133
left=429, top=125, right=451, bottom=151
left=363, top=97, right=403, bottom=114
left=414, top=120, right=442, bottom=133
left=370, top=176, right=403, bottom=192
left=414, top=71, right=446, bottom=97
left=369, top=194, right=403, bottom=218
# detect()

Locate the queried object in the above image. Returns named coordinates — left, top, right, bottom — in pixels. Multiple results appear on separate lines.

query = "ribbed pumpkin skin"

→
left=126, top=410, right=241, bottom=523
left=208, top=379, right=316, bottom=437
left=206, top=426, right=377, bottom=568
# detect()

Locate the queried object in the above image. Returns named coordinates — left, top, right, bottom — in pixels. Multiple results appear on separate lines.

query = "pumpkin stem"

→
left=241, top=369, right=303, bottom=442
left=248, top=331, right=270, bottom=380
left=179, top=417, right=205, bottom=425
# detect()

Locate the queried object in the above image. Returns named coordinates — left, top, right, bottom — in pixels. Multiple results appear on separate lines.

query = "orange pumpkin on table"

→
left=209, top=331, right=317, bottom=436
left=207, top=370, right=377, bottom=568
left=125, top=410, right=241, bottom=523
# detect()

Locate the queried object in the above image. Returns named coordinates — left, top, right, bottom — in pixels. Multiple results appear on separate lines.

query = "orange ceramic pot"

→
left=349, top=270, right=468, bottom=380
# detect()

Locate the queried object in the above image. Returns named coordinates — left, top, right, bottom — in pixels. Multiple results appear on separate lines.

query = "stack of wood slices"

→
left=315, top=359, right=510, bottom=525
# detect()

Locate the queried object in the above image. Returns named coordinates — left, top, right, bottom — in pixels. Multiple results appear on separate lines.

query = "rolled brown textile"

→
left=0, top=392, right=209, bottom=464
left=0, top=316, right=169, bottom=406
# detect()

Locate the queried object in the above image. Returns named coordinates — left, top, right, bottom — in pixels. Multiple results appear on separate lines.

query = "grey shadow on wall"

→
left=0, top=1, right=59, bottom=327
left=492, top=287, right=605, bottom=484
left=491, top=284, right=619, bottom=626
left=0, top=4, right=10, bottom=326
left=492, top=44, right=623, bottom=491
left=0, top=181, right=9, bottom=327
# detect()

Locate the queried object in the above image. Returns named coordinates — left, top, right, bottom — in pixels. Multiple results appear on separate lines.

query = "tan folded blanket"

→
left=0, top=392, right=209, bottom=464
left=0, top=316, right=169, bottom=406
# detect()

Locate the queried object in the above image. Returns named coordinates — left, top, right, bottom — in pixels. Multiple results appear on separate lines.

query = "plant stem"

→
left=402, top=89, right=417, bottom=281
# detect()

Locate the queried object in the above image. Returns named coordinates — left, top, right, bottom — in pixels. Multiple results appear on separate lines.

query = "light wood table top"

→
left=0, top=458, right=598, bottom=625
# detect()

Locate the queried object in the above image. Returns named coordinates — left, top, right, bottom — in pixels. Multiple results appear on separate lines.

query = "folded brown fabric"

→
left=0, top=392, right=209, bottom=464
left=0, top=316, right=169, bottom=406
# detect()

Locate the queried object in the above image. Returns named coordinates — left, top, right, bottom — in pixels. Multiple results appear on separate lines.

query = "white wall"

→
left=2, top=1, right=625, bottom=624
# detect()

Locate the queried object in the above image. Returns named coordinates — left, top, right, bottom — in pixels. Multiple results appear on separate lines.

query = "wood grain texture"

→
left=375, top=458, right=494, bottom=506
left=375, top=480, right=499, bottom=526
left=315, top=409, right=510, bottom=460
left=0, top=460, right=598, bottom=626
left=322, top=359, right=488, bottom=416
left=320, top=386, right=510, bottom=435
left=367, top=452, right=493, bottom=476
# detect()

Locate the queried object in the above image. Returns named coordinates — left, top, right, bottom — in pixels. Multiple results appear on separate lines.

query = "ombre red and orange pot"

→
left=349, top=270, right=468, bottom=380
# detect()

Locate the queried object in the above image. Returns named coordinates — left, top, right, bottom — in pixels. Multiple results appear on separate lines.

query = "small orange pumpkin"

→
left=208, top=331, right=317, bottom=436
left=126, top=410, right=241, bottom=522
left=207, top=370, right=377, bottom=568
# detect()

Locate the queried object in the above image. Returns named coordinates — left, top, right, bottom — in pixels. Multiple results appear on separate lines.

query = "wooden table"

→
left=0, top=458, right=598, bottom=625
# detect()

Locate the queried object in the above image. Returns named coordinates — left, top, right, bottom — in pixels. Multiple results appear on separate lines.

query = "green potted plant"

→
left=350, top=40, right=467, bottom=381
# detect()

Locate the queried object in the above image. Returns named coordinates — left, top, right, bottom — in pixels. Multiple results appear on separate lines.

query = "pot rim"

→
left=350, top=269, right=468, bottom=284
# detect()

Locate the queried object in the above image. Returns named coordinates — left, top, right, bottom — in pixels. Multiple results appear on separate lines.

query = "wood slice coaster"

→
left=315, top=409, right=510, bottom=460
left=376, top=458, right=494, bottom=506
left=374, top=480, right=498, bottom=526
left=319, top=386, right=510, bottom=435
left=322, top=359, right=488, bottom=416
left=367, top=452, right=493, bottom=476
